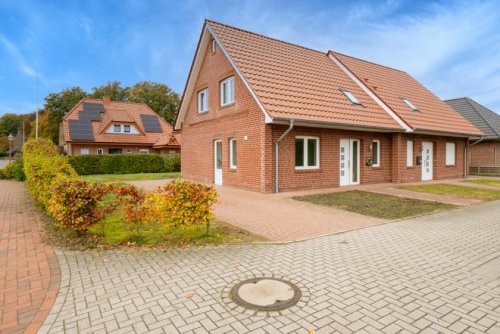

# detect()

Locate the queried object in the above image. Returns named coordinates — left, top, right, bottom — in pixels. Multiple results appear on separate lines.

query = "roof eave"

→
left=270, top=117, right=404, bottom=133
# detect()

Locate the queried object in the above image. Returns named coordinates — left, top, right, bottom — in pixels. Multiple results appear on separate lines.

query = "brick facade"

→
left=180, top=34, right=468, bottom=193
left=469, top=141, right=500, bottom=166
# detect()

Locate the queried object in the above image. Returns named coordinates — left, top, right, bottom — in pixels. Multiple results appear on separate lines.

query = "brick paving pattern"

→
left=40, top=201, right=500, bottom=333
left=0, top=181, right=60, bottom=334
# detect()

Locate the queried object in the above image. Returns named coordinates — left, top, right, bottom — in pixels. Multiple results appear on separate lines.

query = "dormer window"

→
left=340, top=89, right=361, bottom=105
left=401, top=97, right=419, bottom=111
left=124, top=125, right=131, bottom=133
left=114, top=124, right=121, bottom=132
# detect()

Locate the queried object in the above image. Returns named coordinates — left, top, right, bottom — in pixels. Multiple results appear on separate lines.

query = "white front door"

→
left=340, top=139, right=360, bottom=186
left=421, top=141, right=433, bottom=181
left=214, top=140, right=223, bottom=185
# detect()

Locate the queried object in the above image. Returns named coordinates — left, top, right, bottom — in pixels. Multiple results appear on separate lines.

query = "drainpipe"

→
left=465, top=137, right=485, bottom=179
left=275, top=120, right=294, bottom=193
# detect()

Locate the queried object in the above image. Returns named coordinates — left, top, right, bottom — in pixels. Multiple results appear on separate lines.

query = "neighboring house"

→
left=445, top=97, right=500, bottom=167
left=60, top=97, right=180, bottom=156
left=175, top=20, right=482, bottom=193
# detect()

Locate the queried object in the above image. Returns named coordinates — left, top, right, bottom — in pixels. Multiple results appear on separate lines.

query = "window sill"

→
left=228, top=167, right=237, bottom=172
left=371, top=165, right=381, bottom=169
left=197, top=111, right=209, bottom=115
left=295, top=167, right=321, bottom=173
left=219, top=102, right=235, bottom=110
left=406, top=166, right=415, bottom=169
left=445, top=164, right=456, bottom=167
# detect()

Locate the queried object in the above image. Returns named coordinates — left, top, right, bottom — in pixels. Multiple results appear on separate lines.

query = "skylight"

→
left=341, top=89, right=361, bottom=105
left=401, top=97, right=419, bottom=111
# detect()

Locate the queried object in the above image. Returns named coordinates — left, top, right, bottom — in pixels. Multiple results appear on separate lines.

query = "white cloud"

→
left=0, top=35, right=39, bottom=78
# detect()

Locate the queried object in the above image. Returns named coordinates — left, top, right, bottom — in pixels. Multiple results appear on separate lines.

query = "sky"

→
left=1, top=0, right=500, bottom=116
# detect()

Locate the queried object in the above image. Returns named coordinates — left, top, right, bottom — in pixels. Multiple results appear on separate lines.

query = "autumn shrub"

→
left=0, top=158, right=25, bottom=181
left=144, top=179, right=217, bottom=230
left=47, top=175, right=117, bottom=232
left=115, top=185, right=147, bottom=233
left=68, top=154, right=169, bottom=175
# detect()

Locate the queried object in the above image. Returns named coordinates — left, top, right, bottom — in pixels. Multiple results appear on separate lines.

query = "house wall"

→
left=180, top=35, right=268, bottom=191
left=469, top=141, right=500, bottom=166
left=69, top=144, right=178, bottom=156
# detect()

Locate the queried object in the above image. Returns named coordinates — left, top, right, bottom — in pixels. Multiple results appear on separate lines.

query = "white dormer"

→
left=106, top=123, right=139, bottom=134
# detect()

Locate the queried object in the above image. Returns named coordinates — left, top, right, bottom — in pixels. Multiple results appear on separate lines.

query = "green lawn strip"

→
left=81, top=172, right=180, bottom=182
left=464, top=179, right=500, bottom=187
left=294, top=190, right=455, bottom=220
left=398, top=184, right=500, bottom=201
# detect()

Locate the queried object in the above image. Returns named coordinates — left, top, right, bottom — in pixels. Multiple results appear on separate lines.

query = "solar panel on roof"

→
left=68, top=119, right=95, bottom=141
left=140, top=114, right=163, bottom=133
left=83, top=102, right=105, bottom=113
left=79, top=102, right=104, bottom=121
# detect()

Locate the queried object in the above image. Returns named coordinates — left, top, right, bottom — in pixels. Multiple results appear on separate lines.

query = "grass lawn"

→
left=464, top=178, right=500, bottom=187
left=81, top=172, right=180, bottom=182
left=398, top=184, right=500, bottom=201
left=294, top=191, right=455, bottom=220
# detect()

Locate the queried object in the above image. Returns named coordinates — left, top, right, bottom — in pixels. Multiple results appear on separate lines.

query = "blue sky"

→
left=1, top=0, right=499, bottom=116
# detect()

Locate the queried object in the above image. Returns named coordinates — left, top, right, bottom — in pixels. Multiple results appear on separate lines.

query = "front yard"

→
left=464, top=178, right=500, bottom=187
left=399, top=184, right=500, bottom=201
left=294, top=191, right=455, bottom=220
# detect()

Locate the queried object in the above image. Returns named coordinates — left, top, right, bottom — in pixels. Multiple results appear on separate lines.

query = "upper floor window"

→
left=446, top=142, right=456, bottom=166
left=114, top=124, right=121, bottom=132
left=124, top=125, right=131, bottom=133
left=211, top=39, right=216, bottom=53
left=198, top=88, right=208, bottom=113
left=372, top=140, right=380, bottom=167
left=295, top=136, right=319, bottom=169
left=401, top=97, right=419, bottom=111
left=220, top=76, right=235, bottom=106
left=340, top=89, right=361, bottom=105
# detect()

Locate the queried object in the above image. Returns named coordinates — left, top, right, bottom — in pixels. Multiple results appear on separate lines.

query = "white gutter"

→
left=275, top=120, right=294, bottom=193
left=328, top=53, right=412, bottom=132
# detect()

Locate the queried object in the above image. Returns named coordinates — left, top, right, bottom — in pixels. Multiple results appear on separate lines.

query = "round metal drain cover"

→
left=230, top=277, right=301, bottom=311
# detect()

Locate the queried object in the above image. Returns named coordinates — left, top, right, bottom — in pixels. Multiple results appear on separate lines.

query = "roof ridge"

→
left=205, top=19, right=325, bottom=55
left=331, top=51, right=407, bottom=74
left=443, top=97, right=469, bottom=102
left=463, top=97, right=499, bottom=137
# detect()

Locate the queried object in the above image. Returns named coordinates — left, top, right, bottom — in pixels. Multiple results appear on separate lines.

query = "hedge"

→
left=0, top=158, right=25, bottom=181
left=68, top=154, right=180, bottom=175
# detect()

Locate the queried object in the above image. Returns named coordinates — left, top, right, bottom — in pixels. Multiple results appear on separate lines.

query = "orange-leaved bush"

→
left=115, top=185, right=147, bottom=232
left=144, top=179, right=218, bottom=228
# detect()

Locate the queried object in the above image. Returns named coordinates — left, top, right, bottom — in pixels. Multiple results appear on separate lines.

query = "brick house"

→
left=175, top=20, right=482, bottom=193
left=445, top=97, right=500, bottom=168
left=60, top=97, right=180, bottom=156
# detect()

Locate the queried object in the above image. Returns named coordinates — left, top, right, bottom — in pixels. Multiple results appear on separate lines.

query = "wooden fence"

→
left=470, top=165, right=500, bottom=176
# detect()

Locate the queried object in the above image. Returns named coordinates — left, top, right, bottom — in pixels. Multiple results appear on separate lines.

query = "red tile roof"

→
left=62, top=98, right=179, bottom=147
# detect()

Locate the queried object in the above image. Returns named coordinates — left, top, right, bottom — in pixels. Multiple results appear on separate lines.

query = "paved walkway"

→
left=40, top=201, right=500, bottom=333
left=0, top=181, right=60, bottom=334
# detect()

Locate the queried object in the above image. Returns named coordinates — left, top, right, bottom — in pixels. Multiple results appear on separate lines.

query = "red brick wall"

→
left=469, top=141, right=500, bottom=166
left=69, top=144, right=177, bottom=156
left=180, top=35, right=267, bottom=191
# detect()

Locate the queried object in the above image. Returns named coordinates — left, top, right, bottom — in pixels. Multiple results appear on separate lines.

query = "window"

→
left=97, top=148, right=104, bottom=155
left=407, top=140, right=413, bottom=167
left=372, top=140, right=380, bottom=167
left=80, top=148, right=89, bottom=155
left=446, top=142, right=456, bottom=166
left=113, top=124, right=121, bottom=132
left=124, top=125, right=131, bottom=133
left=139, top=149, right=149, bottom=155
left=220, top=76, right=235, bottom=106
left=295, top=136, right=319, bottom=169
left=401, top=97, right=419, bottom=111
left=340, top=89, right=361, bottom=105
left=198, top=88, right=208, bottom=113
left=211, top=39, right=216, bottom=53
left=109, top=148, right=122, bottom=155
left=229, top=138, right=237, bottom=169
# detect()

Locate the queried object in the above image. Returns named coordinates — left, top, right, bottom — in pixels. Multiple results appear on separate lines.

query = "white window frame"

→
left=124, top=125, right=131, bottom=133
left=220, top=76, right=235, bottom=106
left=401, top=97, right=419, bottom=111
left=340, top=89, right=361, bottom=105
left=211, top=39, right=216, bottom=53
left=407, top=140, right=414, bottom=167
left=295, top=136, right=320, bottom=170
left=97, top=148, right=104, bottom=155
left=372, top=140, right=380, bottom=167
left=229, top=138, right=237, bottom=169
left=80, top=148, right=90, bottom=155
left=197, top=88, right=208, bottom=113
left=139, top=149, right=149, bottom=155
left=446, top=142, right=456, bottom=166
left=113, top=124, right=121, bottom=132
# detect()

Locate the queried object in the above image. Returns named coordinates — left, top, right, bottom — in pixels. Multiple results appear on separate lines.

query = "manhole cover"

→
left=230, top=277, right=301, bottom=311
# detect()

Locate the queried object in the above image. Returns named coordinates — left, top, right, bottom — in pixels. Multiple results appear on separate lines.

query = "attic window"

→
left=211, top=39, right=216, bottom=53
left=401, top=97, right=419, bottom=111
left=340, top=89, right=361, bottom=105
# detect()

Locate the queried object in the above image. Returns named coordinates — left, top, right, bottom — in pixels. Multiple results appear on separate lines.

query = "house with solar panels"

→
left=60, top=97, right=180, bottom=156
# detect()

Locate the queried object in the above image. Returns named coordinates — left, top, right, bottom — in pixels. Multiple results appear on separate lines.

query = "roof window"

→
left=340, top=89, right=361, bottom=105
left=401, top=97, right=419, bottom=111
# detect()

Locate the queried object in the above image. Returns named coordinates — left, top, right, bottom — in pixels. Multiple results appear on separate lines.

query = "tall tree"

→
left=27, top=110, right=52, bottom=140
left=0, top=113, right=22, bottom=136
left=44, top=87, right=87, bottom=143
left=90, top=81, right=129, bottom=101
left=127, top=81, right=180, bottom=124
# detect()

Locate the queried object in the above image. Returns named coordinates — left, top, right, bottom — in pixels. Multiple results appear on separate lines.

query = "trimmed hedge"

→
left=0, top=158, right=25, bottom=181
left=68, top=154, right=180, bottom=175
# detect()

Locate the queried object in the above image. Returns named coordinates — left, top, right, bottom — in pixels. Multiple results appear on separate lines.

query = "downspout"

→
left=275, top=120, right=294, bottom=193
left=465, top=137, right=485, bottom=179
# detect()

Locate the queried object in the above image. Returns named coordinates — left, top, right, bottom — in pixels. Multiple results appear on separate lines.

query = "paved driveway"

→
left=40, top=201, right=500, bottom=333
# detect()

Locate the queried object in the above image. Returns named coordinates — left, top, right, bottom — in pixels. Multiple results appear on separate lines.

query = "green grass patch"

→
left=294, top=190, right=455, bottom=220
left=399, top=184, right=500, bottom=201
left=464, top=178, right=500, bottom=187
left=81, top=172, right=180, bottom=182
